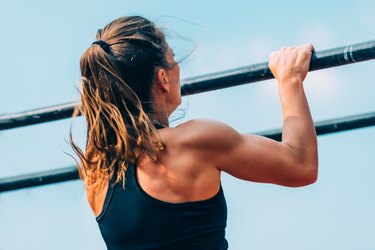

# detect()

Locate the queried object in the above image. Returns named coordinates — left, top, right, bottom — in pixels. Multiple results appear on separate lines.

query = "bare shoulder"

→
left=176, top=118, right=233, bottom=132
left=164, top=119, right=242, bottom=154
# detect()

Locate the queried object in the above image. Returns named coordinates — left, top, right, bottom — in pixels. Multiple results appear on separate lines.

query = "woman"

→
left=71, top=16, right=318, bottom=250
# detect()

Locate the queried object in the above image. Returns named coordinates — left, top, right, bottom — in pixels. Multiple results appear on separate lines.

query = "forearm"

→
left=279, top=81, right=318, bottom=167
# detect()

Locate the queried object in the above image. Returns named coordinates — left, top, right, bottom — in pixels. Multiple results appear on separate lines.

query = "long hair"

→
left=70, top=16, right=171, bottom=190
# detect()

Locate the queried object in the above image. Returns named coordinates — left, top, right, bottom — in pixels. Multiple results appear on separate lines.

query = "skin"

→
left=87, top=44, right=318, bottom=217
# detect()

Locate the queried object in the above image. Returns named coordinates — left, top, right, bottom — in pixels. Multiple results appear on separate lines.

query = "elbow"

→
left=303, top=167, right=318, bottom=186
left=305, top=155, right=319, bottom=185
left=281, top=142, right=318, bottom=187
left=282, top=161, right=318, bottom=188
left=287, top=147, right=319, bottom=187
left=295, top=162, right=318, bottom=187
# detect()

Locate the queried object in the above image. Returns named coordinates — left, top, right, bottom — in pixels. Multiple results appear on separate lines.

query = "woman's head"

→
left=71, top=16, right=178, bottom=189
left=82, top=16, right=175, bottom=112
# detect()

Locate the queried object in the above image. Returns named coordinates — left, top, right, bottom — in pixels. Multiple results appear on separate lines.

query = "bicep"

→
left=211, top=128, right=315, bottom=187
left=183, top=119, right=315, bottom=187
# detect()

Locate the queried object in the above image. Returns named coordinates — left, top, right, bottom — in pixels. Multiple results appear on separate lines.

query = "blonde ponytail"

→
left=70, top=16, right=170, bottom=189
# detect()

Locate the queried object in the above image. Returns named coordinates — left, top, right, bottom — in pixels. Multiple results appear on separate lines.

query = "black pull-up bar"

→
left=1, top=40, right=375, bottom=131
left=0, top=112, right=375, bottom=192
left=181, top=39, right=375, bottom=95
left=1, top=110, right=375, bottom=192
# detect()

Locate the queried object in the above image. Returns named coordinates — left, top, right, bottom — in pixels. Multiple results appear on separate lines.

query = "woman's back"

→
left=92, top=121, right=228, bottom=250
left=88, top=120, right=223, bottom=215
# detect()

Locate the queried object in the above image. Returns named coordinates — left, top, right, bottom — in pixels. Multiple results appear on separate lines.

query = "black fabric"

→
left=96, top=164, right=228, bottom=250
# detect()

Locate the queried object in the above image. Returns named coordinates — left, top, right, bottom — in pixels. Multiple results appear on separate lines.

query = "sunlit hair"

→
left=70, top=16, right=171, bottom=190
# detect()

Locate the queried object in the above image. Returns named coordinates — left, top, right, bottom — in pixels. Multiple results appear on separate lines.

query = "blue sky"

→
left=1, top=1, right=374, bottom=249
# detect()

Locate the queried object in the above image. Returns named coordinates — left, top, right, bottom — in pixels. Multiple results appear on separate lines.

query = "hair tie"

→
left=92, top=40, right=110, bottom=52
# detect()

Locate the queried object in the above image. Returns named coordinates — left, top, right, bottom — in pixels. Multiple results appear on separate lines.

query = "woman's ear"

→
left=156, top=68, right=170, bottom=93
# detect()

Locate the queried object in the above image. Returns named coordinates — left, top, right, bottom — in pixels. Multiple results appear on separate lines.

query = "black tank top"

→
left=96, top=164, right=228, bottom=250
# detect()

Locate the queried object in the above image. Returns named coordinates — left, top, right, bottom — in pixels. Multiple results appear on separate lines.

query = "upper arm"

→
left=183, top=119, right=317, bottom=187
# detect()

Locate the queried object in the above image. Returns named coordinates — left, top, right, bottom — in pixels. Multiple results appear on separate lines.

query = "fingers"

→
left=268, top=43, right=314, bottom=83
left=269, top=44, right=314, bottom=63
left=304, top=43, right=314, bottom=52
left=272, top=44, right=314, bottom=53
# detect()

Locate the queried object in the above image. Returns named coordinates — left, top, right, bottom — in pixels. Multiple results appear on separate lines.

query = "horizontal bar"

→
left=1, top=111, right=374, bottom=192
left=181, top=39, right=375, bottom=95
left=0, top=166, right=79, bottom=192
left=0, top=102, right=76, bottom=131
left=255, top=111, right=375, bottom=141
left=1, top=40, right=375, bottom=131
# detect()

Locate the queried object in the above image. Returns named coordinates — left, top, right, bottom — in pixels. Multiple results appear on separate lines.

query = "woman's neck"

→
left=149, top=114, right=169, bottom=128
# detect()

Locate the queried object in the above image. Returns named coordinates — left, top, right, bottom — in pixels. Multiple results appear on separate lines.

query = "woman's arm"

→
left=185, top=44, right=318, bottom=187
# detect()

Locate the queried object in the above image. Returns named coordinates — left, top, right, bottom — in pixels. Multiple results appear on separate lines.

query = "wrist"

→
left=278, top=80, right=305, bottom=97
left=278, top=77, right=303, bottom=87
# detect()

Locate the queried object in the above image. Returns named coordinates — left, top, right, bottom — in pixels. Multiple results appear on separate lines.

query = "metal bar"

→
left=181, top=39, right=375, bottom=95
left=0, top=102, right=76, bottom=131
left=256, top=111, right=375, bottom=141
left=1, top=40, right=375, bottom=131
left=1, top=111, right=374, bottom=193
left=0, top=167, right=78, bottom=192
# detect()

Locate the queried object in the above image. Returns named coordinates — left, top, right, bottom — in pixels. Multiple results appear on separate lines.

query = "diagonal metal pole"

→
left=1, top=40, right=375, bottom=131
left=181, top=39, right=375, bottom=95
left=1, top=111, right=374, bottom=192
left=0, top=102, right=77, bottom=131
